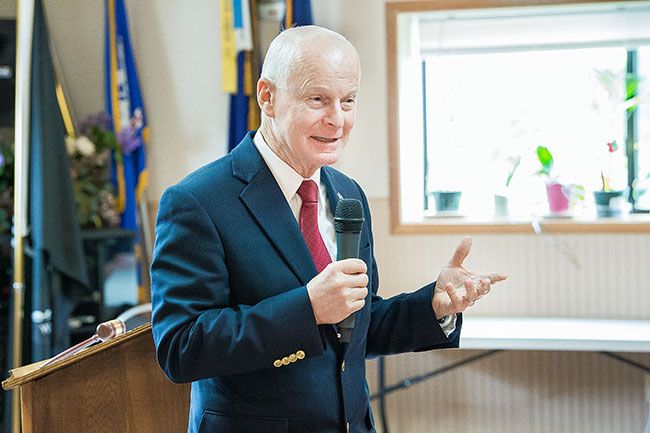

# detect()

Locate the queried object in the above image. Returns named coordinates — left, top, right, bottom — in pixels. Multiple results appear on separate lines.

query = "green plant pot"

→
left=494, top=194, right=509, bottom=216
left=593, top=190, right=624, bottom=217
left=431, top=191, right=461, bottom=213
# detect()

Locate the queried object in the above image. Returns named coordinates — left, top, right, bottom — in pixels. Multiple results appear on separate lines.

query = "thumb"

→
left=449, top=236, right=472, bottom=267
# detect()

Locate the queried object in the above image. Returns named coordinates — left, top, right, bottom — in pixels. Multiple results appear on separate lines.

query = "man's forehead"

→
left=289, top=54, right=360, bottom=92
left=296, top=80, right=359, bottom=95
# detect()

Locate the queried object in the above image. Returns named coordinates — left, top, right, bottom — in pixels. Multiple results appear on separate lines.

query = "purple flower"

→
left=79, top=112, right=111, bottom=136
left=117, top=126, right=142, bottom=155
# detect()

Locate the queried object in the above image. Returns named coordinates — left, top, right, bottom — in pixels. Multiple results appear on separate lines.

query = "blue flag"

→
left=284, top=0, right=313, bottom=28
left=228, top=51, right=252, bottom=152
left=105, top=0, right=149, bottom=231
left=105, top=0, right=149, bottom=301
left=226, top=0, right=259, bottom=152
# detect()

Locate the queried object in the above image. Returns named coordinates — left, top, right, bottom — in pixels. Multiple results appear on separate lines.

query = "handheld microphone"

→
left=334, top=198, right=364, bottom=343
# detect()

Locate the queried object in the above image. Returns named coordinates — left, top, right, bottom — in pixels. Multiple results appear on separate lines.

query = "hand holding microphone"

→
left=307, top=198, right=365, bottom=343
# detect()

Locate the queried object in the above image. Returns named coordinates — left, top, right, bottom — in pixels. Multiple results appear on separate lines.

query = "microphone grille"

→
left=334, top=198, right=364, bottom=233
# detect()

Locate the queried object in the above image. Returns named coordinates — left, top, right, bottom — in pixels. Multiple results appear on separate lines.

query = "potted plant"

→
left=494, top=155, right=520, bottom=216
left=427, top=155, right=464, bottom=215
left=536, top=146, right=584, bottom=215
left=593, top=140, right=625, bottom=217
left=431, top=190, right=462, bottom=214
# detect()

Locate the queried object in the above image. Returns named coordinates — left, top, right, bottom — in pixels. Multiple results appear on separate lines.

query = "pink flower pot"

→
left=546, top=182, right=569, bottom=213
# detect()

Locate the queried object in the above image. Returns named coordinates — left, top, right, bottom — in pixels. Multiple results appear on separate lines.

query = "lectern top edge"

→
left=2, top=323, right=153, bottom=390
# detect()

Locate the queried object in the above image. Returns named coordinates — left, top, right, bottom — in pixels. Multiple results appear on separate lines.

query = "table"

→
left=373, top=317, right=650, bottom=433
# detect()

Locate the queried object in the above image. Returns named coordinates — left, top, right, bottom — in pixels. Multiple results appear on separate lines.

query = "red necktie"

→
left=297, top=180, right=332, bottom=273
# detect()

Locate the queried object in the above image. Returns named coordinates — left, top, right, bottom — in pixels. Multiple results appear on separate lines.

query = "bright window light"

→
left=395, top=1, right=650, bottom=223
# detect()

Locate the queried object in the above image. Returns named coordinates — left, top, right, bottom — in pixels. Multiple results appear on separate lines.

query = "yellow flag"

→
left=220, top=0, right=237, bottom=93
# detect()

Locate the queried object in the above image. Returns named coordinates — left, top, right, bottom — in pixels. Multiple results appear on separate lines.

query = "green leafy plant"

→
left=535, top=146, right=554, bottom=177
left=535, top=145, right=585, bottom=203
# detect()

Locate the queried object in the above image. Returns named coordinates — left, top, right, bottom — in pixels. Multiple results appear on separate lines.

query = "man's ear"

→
left=257, top=78, right=275, bottom=117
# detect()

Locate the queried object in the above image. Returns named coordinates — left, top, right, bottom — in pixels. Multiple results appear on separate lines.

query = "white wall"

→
left=42, top=0, right=231, bottom=199
left=38, top=0, right=372, bottom=200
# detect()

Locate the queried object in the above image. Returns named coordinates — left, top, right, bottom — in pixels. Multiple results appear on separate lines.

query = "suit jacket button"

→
left=282, top=357, right=290, bottom=365
left=289, top=354, right=297, bottom=363
left=341, top=360, right=345, bottom=372
left=273, top=359, right=282, bottom=368
left=296, top=350, right=305, bottom=360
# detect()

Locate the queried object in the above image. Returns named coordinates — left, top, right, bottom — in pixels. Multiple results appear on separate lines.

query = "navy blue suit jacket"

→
left=151, top=132, right=461, bottom=433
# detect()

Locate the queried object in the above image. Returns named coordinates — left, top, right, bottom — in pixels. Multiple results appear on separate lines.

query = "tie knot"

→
left=297, top=180, right=319, bottom=204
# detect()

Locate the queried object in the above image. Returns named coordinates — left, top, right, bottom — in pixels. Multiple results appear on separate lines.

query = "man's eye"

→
left=311, top=96, right=323, bottom=102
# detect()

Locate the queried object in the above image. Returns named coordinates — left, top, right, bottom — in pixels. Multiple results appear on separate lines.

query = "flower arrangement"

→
left=0, top=139, right=14, bottom=236
left=67, top=112, right=121, bottom=229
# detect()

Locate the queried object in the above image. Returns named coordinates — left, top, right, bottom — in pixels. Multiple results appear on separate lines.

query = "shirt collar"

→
left=253, top=131, right=321, bottom=202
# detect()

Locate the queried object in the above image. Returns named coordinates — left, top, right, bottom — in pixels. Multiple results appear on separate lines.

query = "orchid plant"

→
left=599, top=140, right=620, bottom=192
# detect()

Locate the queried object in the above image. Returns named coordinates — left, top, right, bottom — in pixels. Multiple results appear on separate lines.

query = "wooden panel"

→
left=14, top=328, right=189, bottom=433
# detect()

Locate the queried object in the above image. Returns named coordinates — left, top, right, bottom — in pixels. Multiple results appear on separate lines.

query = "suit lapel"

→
left=233, top=133, right=317, bottom=286
left=233, top=136, right=354, bottom=352
left=321, top=166, right=344, bottom=215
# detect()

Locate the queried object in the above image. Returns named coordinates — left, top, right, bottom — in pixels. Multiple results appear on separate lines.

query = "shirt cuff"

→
left=438, top=314, right=457, bottom=337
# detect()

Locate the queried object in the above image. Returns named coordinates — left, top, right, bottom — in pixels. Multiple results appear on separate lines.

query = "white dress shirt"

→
left=253, top=132, right=337, bottom=259
left=253, top=132, right=456, bottom=335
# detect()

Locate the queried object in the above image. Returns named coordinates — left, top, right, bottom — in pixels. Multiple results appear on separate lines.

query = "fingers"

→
left=346, top=287, right=368, bottom=313
left=480, top=272, right=507, bottom=284
left=444, top=282, right=466, bottom=311
left=444, top=279, right=487, bottom=314
left=463, top=279, right=479, bottom=303
left=449, top=236, right=472, bottom=267
left=334, top=258, right=368, bottom=275
left=307, top=260, right=369, bottom=325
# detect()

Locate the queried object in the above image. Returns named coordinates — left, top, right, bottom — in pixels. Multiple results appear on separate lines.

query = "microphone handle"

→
left=336, top=231, right=362, bottom=343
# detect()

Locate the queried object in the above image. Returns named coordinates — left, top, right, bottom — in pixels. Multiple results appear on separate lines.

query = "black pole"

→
left=378, top=356, right=390, bottom=433
left=626, top=49, right=639, bottom=209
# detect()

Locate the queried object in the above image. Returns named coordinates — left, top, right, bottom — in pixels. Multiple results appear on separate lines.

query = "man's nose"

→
left=323, top=103, right=345, bottom=128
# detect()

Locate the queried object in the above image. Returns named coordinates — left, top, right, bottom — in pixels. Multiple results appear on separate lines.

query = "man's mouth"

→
left=311, top=136, right=340, bottom=143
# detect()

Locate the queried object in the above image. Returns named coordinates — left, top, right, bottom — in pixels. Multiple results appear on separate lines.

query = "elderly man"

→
left=151, top=25, right=505, bottom=433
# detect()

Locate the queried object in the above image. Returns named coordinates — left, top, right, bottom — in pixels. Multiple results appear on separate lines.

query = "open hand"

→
left=432, top=236, right=507, bottom=319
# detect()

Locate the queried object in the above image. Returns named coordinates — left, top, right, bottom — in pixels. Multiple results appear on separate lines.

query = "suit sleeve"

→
left=150, top=185, right=325, bottom=383
left=352, top=184, right=462, bottom=357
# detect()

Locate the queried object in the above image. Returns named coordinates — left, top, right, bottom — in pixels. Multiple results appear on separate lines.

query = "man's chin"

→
left=317, top=149, right=344, bottom=167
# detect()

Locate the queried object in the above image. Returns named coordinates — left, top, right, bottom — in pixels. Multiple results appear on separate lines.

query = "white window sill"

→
left=393, top=212, right=650, bottom=234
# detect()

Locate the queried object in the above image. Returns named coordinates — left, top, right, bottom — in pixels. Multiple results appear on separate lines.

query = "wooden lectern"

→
left=2, top=324, right=190, bottom=433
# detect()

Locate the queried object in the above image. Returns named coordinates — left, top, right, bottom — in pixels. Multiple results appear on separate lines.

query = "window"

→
left=388, top=0, right=650, bottom=232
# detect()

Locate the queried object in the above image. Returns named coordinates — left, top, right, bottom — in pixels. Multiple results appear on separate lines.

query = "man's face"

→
left=263, top=47, right=360, bottom=177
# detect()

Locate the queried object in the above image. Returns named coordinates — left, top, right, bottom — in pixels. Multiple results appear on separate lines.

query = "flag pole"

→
left=12, top=0, right=35, bottom=431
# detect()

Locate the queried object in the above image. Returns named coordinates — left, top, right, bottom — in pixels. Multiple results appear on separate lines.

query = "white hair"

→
left=260, top=25, right=358, bottom=88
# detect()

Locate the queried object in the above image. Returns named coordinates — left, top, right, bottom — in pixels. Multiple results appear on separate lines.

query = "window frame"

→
left=386, top=0, right=650, bottom=234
